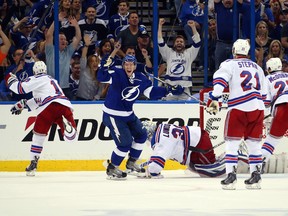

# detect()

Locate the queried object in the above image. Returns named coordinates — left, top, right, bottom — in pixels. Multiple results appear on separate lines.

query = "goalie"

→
left=142, top=121, right=248, bottom=178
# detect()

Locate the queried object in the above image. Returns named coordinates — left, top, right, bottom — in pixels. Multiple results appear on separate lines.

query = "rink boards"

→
left=0, top=101, right=287, bottom=171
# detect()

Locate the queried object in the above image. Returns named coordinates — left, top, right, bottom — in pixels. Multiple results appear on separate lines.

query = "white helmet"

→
left=266, top=57, right=282, bottom=73
left=142, top=120, right=157, bottom=141
left=232, top=39, right=250, bottom=56
left=33, top=61, right=47, bottom=75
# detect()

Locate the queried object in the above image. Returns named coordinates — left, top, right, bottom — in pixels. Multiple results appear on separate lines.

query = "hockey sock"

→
left=246, top=139, right=262, bottom=173
left=225, top=140, right=242, bottom=174
left=111, top=146, right=129, bottom=166
left=261, top=134, right=281, bottom=161
left=30, top=134, right=46, bottom=160
left=129, top=141, right=145, bottom=159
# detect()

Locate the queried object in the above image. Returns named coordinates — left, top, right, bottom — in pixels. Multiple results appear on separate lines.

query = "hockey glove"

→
left=100, top=55, right=115, bottom=68
left=206, top=92, right=221, bottom=115
left=5, top=72, right=18, bottom=87
left=10, top=99, right=27, bottom=115
left=167, top=85, right=184, bottom=95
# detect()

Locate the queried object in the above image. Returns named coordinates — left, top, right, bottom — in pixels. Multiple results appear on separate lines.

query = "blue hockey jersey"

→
left=97, top=65, right=167, bottom=117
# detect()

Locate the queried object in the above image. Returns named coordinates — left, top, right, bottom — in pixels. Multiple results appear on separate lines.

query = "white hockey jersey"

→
left=9, top=74, right=73, bottom=114
left=265, top=71, right=288, bottom=115
left=158, top=34, right=201, bottom=87
left=148, top=124, right=201, bottom=175
left=212, top=58, right=266, bottom=111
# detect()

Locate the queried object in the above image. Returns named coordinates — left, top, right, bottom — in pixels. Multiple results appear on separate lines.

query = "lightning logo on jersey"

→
left=170, top=63, right=185, bottom=75
left=121, top=85, right=140, bottom=101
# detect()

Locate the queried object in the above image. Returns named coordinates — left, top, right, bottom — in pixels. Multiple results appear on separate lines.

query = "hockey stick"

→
left=142, top=70, right=207, bottom=105
left=188, top=140, right=225, bottom=153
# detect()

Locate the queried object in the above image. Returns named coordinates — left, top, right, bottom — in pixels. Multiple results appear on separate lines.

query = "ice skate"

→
left=126, top=157, right=146, bottom=177
left=25, top=156, right=39, bottom=176
left=221, top=166, right=237, bottom=190
left=106, top=161, right=127, bottom=180
left=245, top=167, right=261, bottom=189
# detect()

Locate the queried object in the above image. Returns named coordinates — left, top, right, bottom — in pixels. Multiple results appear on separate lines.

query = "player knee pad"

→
left=63, top=126, right=78, bottom=142
left=245, top=139, right=262, bottom=155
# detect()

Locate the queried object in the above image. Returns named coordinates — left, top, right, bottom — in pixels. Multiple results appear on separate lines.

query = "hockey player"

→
left=261, top=58, right=288, bottom=171
left=5, top=61, right=78, bottom=176
left=143, top=122, right=225, bottom=178
left=97, top=42, right=184, bottom=180
left=142, top=121, right=249, bottom=178
left=206, top=39, right=267, bottom=190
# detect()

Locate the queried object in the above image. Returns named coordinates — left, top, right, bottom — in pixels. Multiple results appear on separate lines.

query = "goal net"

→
left=199, top=88, right=288, bottom=173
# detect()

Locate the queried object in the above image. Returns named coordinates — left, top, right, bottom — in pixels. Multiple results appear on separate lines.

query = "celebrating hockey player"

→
left=6, top=61, right=78, bottom=176
left=206, top=39, right=267, bottom=190
left=261, top=58, right=288, bottom=172
left=97, top=41, right=184, bottom=180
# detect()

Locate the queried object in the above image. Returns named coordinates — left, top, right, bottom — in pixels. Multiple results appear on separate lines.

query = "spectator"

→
left=254, top=20, right=273, bottom=68
left=9, top=16, right=35, bottom=50
left=78, top=6, right=108, bottom=57
left=0, top=25, right=11, bottom=65
left=76, top=34, right=107, bottom=100
left=265, top=39, right=286, bottom=64
left=108, top=0, right=130, bottom=40
left=240, top=0, right=275, bottom=39
left=214, top=0, right=242, bottom=70
left=269, top=0, right=283, bottom=40
left=69, top=61, right=80, bottom=100
left=1, top=49, right=35, bottom=101
left=158, top=18, right=201, bottom=101
left=71, top=0, right=84, bottom=21
left=280, top=9, right=288, bottom=59
left=117, top=12, right=146, bottom=56
left=45, top=17, right=81, bottom=100
left=179, top=0, right=204, bottom=46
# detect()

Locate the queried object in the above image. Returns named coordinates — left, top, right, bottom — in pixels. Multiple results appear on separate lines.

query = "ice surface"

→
left=0, top=170, right=288, bottom=216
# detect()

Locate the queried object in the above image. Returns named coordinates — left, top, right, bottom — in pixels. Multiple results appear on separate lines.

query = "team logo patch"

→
left=170, top=63, right=185, bottom=75
left=121, top=85, right=140, bottom=101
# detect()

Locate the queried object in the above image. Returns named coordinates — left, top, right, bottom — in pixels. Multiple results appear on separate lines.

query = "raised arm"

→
left=158, top=18, right=165, bottom=41
left=0, top=25, right=11, bottom=54
left=45, top=21, right=54, bottom=45
left=69, top=16, right=82, bottom=50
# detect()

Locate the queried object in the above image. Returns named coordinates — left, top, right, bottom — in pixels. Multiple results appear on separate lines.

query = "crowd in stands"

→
left=1, top=0, right=288, bottom=101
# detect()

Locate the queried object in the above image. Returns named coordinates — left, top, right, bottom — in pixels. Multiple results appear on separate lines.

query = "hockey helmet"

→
left=33, top=61, right=47, bottom=75
left=232, top=39, right=250, bottom=56
left=142, top=120, right=157, bottom=139
left=266, top=57, right=282, bottom=73
left=122, top=55, right=137, bottom=65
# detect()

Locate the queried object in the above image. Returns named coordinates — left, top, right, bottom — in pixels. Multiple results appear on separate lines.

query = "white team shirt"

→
left=148, top=124, right=201, bottom=175
left=212, top=58, right=266, bottom=112
left=158, top=34, right=201, bottom=87
left=265, top=71, right=288, bottom=115
left=9, top=74, right=73, bottom=114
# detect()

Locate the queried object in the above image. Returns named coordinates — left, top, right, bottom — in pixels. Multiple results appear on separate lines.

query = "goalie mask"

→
left=142, top=120, right=157, bottom=142
left=232, top=39, right=250, bottom=57
left=266, top=57, right=282, bottom=73
left=33, top=61, right=47, bottom=75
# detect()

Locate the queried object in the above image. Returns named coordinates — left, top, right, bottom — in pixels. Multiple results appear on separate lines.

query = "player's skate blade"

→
left=106, top=162, right=127, bottom=180
left=221, top=172, right=237, bottom=190
left=126, top=157, right=146, bottom=177
left=245, top=171, right=262, bottom=190
left=25, top=156, right=39, bottom=177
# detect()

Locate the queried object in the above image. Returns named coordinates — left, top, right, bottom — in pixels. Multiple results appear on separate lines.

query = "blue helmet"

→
left=123, top=55, right=136, bottom=65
